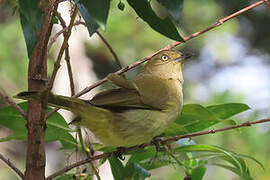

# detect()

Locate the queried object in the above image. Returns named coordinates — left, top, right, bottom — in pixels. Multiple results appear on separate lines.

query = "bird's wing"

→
left=88, top=88, right=151, bottom=109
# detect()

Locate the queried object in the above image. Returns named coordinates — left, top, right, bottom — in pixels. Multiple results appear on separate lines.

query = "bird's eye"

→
left=161, top=55, right=169, bottom=61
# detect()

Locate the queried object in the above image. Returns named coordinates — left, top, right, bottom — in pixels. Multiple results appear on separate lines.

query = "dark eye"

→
left=161, top=55, right=169, bottom=61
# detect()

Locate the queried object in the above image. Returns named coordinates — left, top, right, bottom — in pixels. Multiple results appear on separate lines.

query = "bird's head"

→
left=141, top=50, right=192, bottom=81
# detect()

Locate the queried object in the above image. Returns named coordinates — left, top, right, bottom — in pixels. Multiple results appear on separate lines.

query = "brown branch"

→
left=46, top=118, right=270, bottom=180
left=47, top=7, right=78, bottom=91
left=0, top=153, right=24, bottom=179
left=73, top=0, right=266, bottom=98
left=54, top=11, right=75, bottom=96
left=0, top=89, right=27, bottom=119
left=96, top=31, right=126, bottom=78
left=64, top=48, right=75, bottom=96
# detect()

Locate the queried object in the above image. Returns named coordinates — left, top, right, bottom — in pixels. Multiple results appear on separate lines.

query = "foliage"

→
left=0, top=102, right=77, bottom=149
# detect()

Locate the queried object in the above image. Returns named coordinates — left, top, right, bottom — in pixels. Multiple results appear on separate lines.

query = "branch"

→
left=96, top=31, right=125, bottom=73
left=47, top=7, right=78, bottom=91
left=74, top=0, right=266, bottom=98
left=0, top=89, right=27, bottom=119
left=54, top=11, right=75, bottom=96
left=0, top=153, right=24, bottom=179
left=46, top=118, right=270, bottom=179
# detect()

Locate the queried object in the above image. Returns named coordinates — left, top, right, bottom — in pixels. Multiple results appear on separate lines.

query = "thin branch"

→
left=54, top=11, right=76, bottom=96
left=96, top=31, right=126, bottom=78
left=0, top=153, right=24, bottom=179
left=47, top=7, right=78, bottom=91
left=0, top=89, right=27, bottom=119
left=74, top=0, right=266, bottom=98
left=65, top=47, right=75, bottom=96
left=46, top=118, right=270, bottom=179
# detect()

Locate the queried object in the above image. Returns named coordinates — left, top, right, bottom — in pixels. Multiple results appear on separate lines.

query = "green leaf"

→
left=212, top=164, right=253, bottom=180
left=127, top=147, right=156, bottom=164
left=174, top=144, right=255, bottom=178
left=124, top=162, right=151, bottom=180
left=108, top=156, right=125, bottom=180
left=166, top=104, right=221, bottom=135
left=166, top=103, right=250, bottom=136
left=18, top=0, right=43, bottom=57
left=0, top=102, right=77, bottom=149
left=73, top=0, right=110, bottom=30
left=141, top=160, right=175, bottom=170
left=206, top=103, right=250, bottom=119
left=74, top=0, right=99, bottom=36
left=157, top=0, right=184, bottom=21
left=126, top=0, right=184, bottom=42
left=191, top=166, right=206, bottom=180
left=238, top=154, right=265, bottom=170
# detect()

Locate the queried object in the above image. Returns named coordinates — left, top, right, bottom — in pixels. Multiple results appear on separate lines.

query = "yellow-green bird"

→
left=16, top=50, right=191, bottom=147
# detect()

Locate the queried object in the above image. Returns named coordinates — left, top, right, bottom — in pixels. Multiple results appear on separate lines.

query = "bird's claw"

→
left=151, top=136, right=165, bottom=152
left=114, top=147, right=127, bottom=161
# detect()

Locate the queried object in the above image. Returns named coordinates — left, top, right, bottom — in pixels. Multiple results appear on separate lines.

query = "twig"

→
left=0, top=153, right=24, bottom=179
left=47, top=7, right=78, bottom=91
left=54, top=11, right=76, bottom=96
left=73, top=0, right=266, bottom=98
left=0, top=89, right=27, bottom=119
left=47, top=20, right=83, bottom=54
left=65, top=48, right=75, bottom=96
left=46, top=118, right=270, bottom=179
left=96, top=31, right=126, bottom=78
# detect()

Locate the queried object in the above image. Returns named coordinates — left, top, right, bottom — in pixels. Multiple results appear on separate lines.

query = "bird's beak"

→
left=174, top=53, right=193, bottom=62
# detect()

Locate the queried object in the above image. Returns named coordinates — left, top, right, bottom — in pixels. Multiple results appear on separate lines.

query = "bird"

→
left=15, top=50, right=191, bottom=147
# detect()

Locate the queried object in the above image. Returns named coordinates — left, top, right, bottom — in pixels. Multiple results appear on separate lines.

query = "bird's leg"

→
left=151, top=136, right=166, bottom=152
left=114, top=147, right=127, bottom=161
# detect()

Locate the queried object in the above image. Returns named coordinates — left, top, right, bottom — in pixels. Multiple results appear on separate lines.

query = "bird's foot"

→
left=114, top=147, right=127, bottom=161
left=151, top=136, right=166, bottom=152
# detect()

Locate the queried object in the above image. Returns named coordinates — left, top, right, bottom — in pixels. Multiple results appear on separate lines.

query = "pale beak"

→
left=174, top=53, right=193, bottom=62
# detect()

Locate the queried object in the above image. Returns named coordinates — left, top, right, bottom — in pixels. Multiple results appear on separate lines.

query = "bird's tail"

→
left=14, top=91, right=86, bottom=111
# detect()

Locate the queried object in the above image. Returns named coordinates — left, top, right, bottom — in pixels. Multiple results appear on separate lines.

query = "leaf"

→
left=74, top=0, right=99, bottom=36
left=127, top=148, right=156, bottom=164
left=108, top=156, right=125, bottom=180
left=174, top=144, right=258, bottom=178
left=0, top=102, right=77, bottom=149
left=166, top=104, right=221, bottom=135
left=166, top=103, right=250, bottom=136
left=18, top=0, right=43, bottom=57
left=126, top=0, right=184, bottom=42
left=206, top=103, right=250, bottom=120
left=127, top=147, right=173, bottom=170
left=212, top=164, right=253, bottom=180
left=140, top=160, right=175, bottom=171
left=124, top=162, right=151, bottom=180
left=191, top=166, right=206, bottom=180
left=73, top=0, right=110, bottom=31
left=238, top=154, right=265, bottom=170
left=157, top=0, right=184, bottom=21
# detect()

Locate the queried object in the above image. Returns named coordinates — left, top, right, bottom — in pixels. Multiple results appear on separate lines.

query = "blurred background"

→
left=0, top=0, right=269, bottom=179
